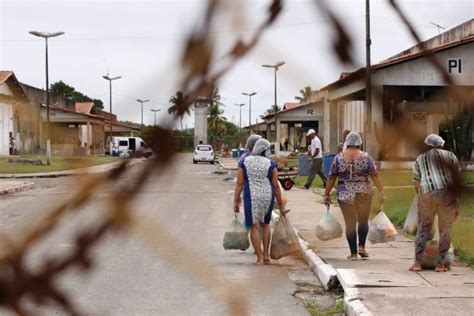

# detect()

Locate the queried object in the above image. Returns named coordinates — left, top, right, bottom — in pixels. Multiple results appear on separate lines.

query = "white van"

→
left=106, top=136, right=152, bottom=158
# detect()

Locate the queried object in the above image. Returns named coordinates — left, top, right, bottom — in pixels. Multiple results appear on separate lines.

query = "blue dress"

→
left=239, top=156, right=277, bottom=227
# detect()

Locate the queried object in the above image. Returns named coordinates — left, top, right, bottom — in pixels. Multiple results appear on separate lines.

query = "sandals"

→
left=435, top=264, right=448, bottom=272
left=409, top=263, right=422, bottom=272
left=358, top=246, right=369, bottom=258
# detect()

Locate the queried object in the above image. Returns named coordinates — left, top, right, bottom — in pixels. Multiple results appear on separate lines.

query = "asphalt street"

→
left=0, top=154, right=319, bottom=315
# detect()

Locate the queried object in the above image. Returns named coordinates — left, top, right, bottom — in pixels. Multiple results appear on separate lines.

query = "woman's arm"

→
left=369, top=172, right=385, bottom=203
left=324, top=175, right=337, bottom=205
left=271, top=169, right=287, bottom=216
left=233, top=168, right=244, bottom=212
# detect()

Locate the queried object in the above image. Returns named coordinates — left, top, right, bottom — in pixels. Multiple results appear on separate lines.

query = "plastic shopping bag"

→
left=368, top=209, right=398, bottom=244
left=403, top=195, right=418, bottom=236
left=316, top=205, right=343, bottom=241
left=270, top=216, right=302, bottom=260
left=223, top=214, right=250, bottom=250
left=273, top=182, right=288, bottom=210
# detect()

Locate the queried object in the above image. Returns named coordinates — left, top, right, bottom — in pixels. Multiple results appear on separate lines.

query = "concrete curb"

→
left=216, top=160, right=238, bottom=171
left=0, top=182, right=35, bottom=195
left=0, top=159, right=145, bottom=179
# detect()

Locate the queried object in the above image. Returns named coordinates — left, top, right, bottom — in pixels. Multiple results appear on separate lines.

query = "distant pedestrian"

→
left=220, top=143, right=225, bottom=156
left=224, top=143, right=229, bottom=158
left=233, top=138, right=287, bottom=266
left=9, top=134, right=16, bottom=155
left=239, top=134, right=262, bottom=162
left=324, top=132, right=385, bottom=260
left=304, top=129, right=327, bottom=189
left=410, top=134, right=460, bottom=273
left=338, top=130, right=351, bottom=153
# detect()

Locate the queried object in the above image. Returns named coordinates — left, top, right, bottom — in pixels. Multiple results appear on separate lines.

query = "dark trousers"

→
left=339, top=194, right=372, bottom=254
left=305, top=158, right=327, bottom=187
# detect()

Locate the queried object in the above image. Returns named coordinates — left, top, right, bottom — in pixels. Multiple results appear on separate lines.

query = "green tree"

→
left=50, top=80, right=104, bottom=110
left=295, top=86, right=314, bottom=103
left=266, top=104, right=281, bottom=114
left=206, top=88, right=227, bottom=136
left=168, top=91, right=191, bottom=130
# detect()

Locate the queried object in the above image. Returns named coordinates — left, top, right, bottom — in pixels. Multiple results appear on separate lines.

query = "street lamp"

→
left=102, top=74, right=121, bottom=152
left=234, top=103, right=245, bottom=137
left=262, top=61, right=285, bottom=154
left=150, top=109, right=161, bottom=126
left=242, top=92, right=257, bottom=134
left=136, top=99, right=150, bottom=130
left=29, top=30, right=65, bottom=165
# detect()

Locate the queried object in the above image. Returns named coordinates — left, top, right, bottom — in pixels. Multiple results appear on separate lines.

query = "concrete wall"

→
left=194, top=102, right=208, bottom=146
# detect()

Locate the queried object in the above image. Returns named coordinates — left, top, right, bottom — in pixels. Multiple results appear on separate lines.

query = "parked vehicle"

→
left=106, top=136, right=153, bottom=158
left=193, top=145, right=215, bottom=164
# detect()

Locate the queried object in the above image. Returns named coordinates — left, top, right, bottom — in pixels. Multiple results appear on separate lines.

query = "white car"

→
left=193, top=145, right=215, bottom=164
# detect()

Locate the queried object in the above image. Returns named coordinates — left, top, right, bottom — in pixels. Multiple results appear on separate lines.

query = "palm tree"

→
left=266, top=104, right=281, bottom=115
left=168, top=91, right=191, bottom=130
left=206, top=88, right=227, bottom=136
left=295, top=86, right=314, bottom=103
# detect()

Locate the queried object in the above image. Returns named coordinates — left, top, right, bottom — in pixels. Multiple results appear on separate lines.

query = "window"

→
left=119, top=140, right=128, bottom=146
left=197, top=146, right=211, bottom=151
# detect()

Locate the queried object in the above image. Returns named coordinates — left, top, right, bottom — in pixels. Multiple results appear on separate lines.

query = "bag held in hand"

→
left=403, top=195, right=419, bottom=235
left=270, top=216, right=301, bottom=260
left=368, top=209, right=398, bottom=244
left=316, top=205, right=343, bottom=241
left=223, top=214, right=250, bottom=250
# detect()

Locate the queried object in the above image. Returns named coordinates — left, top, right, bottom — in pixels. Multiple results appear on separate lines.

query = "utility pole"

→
left=29, top=31, right=64, bottom=165
left=150, top=109, right=160, bottom=126
left=103, top=74, right=121, bottom=153
left=242, top=92, right=257, bottom=134
left=365, top=0, right=372, bottom=145
left=430, top=22, right=446, bottom=35
left=234, top=103, right=245, bottom=133
left=262, top=61, right=285, bottom=155
left=136, top=99, right=150, bottom=130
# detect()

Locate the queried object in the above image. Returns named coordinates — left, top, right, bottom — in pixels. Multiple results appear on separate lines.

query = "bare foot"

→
left=263, top=258, right=271, bottom=265
left=409, top=263, right=422, bottom=272
left=253, top=260, right=264, bottom=266
left=347, top=254, right=358, bottom=261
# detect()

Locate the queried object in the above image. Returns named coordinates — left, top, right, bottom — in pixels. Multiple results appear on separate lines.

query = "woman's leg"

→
left=261, top=223, right=271, bottom=262
left=250, top=223, right=264, bottom=265
left=415, top=192, right=437, bottom=264
left=438, top=191, right=459, bottom=265
left=356, top=195, right=372, bottom=248
left=339, top=201, right=358, bottom=255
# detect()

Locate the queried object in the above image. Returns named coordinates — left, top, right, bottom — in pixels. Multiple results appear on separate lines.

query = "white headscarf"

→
left=425, top=134, right=445, bottom=148
left=345, top=131, right=363, bottom=147
left=245, top=134, right=262, bottom=151
left=252, top=138, right=271, bottom=155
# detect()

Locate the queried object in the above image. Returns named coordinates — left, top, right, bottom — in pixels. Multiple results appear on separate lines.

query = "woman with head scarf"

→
left=233, top=138, right=287, bottom=265
left=239, top=134, right=262, bottom=161
left=324, top=132, right=385, bottom=260
left=410, top=134, right=460, bottom=272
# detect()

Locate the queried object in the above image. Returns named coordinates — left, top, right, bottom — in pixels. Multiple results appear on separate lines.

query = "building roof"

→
left=0, top=71, right=14, bottom=84
left=321, top=19, right=474, bottom=91
left=283, top=102, right=300, bottom=110
left=75, top=102, right=94, bottom=114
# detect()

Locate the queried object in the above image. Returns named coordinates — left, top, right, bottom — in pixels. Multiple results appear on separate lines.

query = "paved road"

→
left=0, top=154, right=317, bottom=315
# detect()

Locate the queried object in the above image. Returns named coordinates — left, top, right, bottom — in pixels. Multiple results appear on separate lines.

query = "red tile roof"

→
left=283, top=103, right=300, bottom=110
left=0, top=71, right=14, bottom=85
left=75, top=102, right=94, bottom=114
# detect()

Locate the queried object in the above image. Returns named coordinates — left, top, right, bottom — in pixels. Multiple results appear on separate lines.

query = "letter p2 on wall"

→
left=448, top=59, right=462, bottom=74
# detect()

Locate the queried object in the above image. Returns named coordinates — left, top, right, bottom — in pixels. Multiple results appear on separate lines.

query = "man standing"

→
left=304, top=129, right=327, bottom=189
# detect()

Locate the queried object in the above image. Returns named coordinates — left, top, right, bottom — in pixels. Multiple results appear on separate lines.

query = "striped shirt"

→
left=412, top=148, right=460, bottom=194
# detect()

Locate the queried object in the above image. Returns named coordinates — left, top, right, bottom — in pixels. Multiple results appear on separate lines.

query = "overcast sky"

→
left=1, top=0, right=472, bottom=128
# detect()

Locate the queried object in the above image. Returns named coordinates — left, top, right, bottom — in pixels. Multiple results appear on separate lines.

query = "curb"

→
left=291, top=225, right=373, bottom=315
left=216, top=160, right=238, bottom=171
left=0, top=182, right=35, bottom=195
left=0, top=159, right=145, bottom=179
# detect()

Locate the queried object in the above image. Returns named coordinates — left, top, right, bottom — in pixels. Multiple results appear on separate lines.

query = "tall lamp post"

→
left=150, top=109, right=161, bottom=126
left=242, top=92, right=257, bottom=134
left=136, top=99, right=150, bottom=130
left=234, top=103, right=245, bottom=133
left=29, top=30, right=65, bottom=165
left=102, top=74, right=121, bottom=152
left=262, top=61, right=285, bottom=154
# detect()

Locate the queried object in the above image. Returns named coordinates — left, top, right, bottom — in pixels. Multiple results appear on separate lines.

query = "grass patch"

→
left=306, top=297, right=344, bottom=316
left=0, top=155, right=120, bottom=174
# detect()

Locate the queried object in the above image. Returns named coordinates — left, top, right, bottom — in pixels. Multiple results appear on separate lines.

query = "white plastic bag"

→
left=316, top=205, right=343, bottom=241
left=270, top=216, right=301, bottom=259
left=421, top=216, right=453, bottom=269
left=403, top=195, right=418, bottom=235
left=368, top=209, right=398, bottom=244
left=223, top=214, right=250, bottom=250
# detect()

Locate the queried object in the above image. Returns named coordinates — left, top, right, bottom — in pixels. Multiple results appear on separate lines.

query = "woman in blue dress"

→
left=233, top=139, right=287, bottom=265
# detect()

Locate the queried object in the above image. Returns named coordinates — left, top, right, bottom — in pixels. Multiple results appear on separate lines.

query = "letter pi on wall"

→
left=448, top=59, right=462, bottom=74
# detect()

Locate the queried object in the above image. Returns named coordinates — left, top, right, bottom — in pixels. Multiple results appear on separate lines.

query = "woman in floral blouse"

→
left=324, top=132, right=385, bottom=260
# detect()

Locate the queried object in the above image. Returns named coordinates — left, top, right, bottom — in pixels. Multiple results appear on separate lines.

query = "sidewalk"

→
left=0, top=158, right=145, bottom=179
left=286, top=188, right=474, bottom=315
left=0, top=180, right=34, bottom=195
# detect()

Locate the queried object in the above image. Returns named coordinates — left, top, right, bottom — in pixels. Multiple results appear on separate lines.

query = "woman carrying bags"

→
left=233, top=138, right=288, bottom=266
left=324, top=132, right=385, bottom=260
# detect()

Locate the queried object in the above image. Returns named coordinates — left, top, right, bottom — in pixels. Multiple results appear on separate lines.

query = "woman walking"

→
left=233, top=139, right=287, bottom=266
left=410, top=134, right=460, bottom=272
left=324, top=132, right=385, bottom=260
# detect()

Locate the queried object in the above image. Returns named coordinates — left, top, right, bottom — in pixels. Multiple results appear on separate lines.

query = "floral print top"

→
left=329, top=152, right=377, bottom=203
